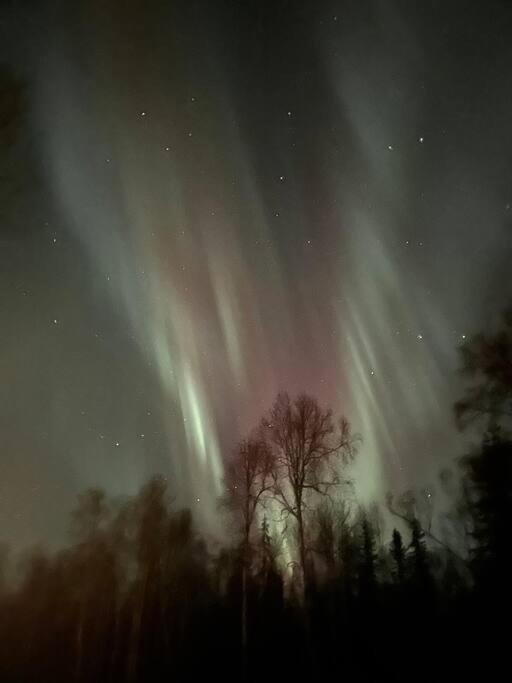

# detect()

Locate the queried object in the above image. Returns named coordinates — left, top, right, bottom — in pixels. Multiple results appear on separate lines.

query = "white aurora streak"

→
left=31, top=1, right=511, bottom=533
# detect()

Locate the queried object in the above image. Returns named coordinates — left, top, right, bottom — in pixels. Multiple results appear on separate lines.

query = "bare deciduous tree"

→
left=261, top=392, right=356, bottom=596
left=223, top=438, right=273, bottom=551
left=222, top=437, right=272, bottom=681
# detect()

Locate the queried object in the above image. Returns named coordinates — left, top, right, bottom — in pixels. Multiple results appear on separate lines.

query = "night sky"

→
left=2, top=0, right=512, bottom=549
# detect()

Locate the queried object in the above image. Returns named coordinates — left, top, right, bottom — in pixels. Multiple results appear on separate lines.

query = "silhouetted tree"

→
left=262, top=393, right=356, bottom=598
left=337, top=504, right=359, bottom=596
left=313, top=502, right=338, bottom=575
left=461, top=428, right=512, bottom=593
left=127, top=476, right=169, bottom=682
left=455, top=308, right=512, bottom=430
left=452, top=308, right=512, bottom=676
left=390, top=528, right=406, bottom=584
left=257, top=515, right=278, bottom=582
left=358, top=514, right=377, bottom=600
left=253, top=515, right=284, bottom=673
left=387, top=490, right=460, bottom=561
left=409, top=517, right=432, bottom=592
left=68, top=488, right=119, bottom=682
left=222, top=437, right=272, bottom=679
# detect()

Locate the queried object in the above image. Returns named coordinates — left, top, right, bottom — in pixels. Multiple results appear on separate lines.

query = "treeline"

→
left=1, top=311, right=512, bottom=682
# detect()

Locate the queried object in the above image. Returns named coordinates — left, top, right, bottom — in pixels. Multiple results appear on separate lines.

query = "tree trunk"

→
left=241, top=519, right=250, bottom=682
left=241, top=560, right=247, bottom=682
left=127, top=573, right=148, bottom=683
left=296, top=505, right=308, bottom=601
left=75, top=604, right=84, bottom=683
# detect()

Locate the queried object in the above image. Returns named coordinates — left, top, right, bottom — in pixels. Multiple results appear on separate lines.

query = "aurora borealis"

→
left=2, top=0, right=512, bottom=548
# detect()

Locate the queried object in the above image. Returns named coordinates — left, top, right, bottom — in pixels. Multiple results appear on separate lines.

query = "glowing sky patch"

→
left=2, top=0, right=512, bottom=546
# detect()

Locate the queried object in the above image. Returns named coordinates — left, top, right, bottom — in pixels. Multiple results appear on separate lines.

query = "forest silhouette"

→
left=0, top=307, right=511, bottom=683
